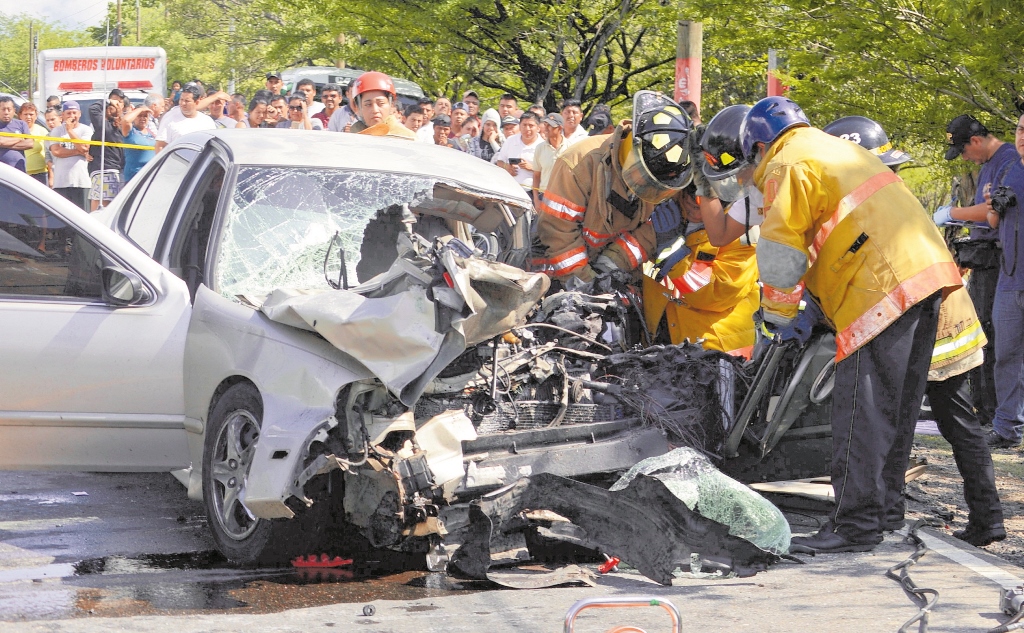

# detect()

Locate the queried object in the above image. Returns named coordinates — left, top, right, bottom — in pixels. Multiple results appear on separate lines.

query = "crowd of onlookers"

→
left=0, top=70, right=620, bottom=213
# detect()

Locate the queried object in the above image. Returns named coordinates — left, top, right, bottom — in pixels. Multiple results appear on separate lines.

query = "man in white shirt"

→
left=45, top=101, right=93, bottom=211
left=295, top=79, right=325, bottom=116
left=157, top=86, right=230, bottom=143
left=155, top=84, right=216, bottom=152
left=493, top=111, right=543, bottom=201
left=532, top=113, right=569, bottom=199
left=560, top=98, right=589, bottom=146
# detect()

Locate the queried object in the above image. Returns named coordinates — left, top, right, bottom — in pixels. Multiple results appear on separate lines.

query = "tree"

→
left=0, top=14, right=92, bottom=95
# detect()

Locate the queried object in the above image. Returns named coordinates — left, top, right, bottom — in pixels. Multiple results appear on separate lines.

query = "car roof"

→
left=177, top=128, right=531, bottom=206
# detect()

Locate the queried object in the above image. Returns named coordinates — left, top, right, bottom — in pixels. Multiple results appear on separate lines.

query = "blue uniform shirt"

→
left=972, top=142, right=1019, bottom=241
left=997, top=157, right=1024, bottom=291
left=123, top=127, right=156, bottom=181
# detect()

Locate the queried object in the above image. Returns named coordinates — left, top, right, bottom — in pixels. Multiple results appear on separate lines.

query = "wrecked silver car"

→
left=0, top=130, right=832, bottom=577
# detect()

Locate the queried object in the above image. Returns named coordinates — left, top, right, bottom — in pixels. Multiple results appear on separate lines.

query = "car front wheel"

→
left=202, top=382, right=275, bottom=564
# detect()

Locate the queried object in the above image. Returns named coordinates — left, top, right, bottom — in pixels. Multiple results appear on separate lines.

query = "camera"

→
left=991, top=185, right=1017, bottom=219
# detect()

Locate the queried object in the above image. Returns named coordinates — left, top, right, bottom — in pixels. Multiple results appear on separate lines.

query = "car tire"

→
left=202, top=382, right=276, bottom=565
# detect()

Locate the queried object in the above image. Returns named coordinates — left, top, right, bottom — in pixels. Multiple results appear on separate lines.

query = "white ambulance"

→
left=36, top=46, right=167, bottom=128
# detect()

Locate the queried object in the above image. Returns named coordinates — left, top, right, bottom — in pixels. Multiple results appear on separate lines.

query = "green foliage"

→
left=0, top=15, right=92, bottom=95
left=3, top=0, right=1020, bottom=200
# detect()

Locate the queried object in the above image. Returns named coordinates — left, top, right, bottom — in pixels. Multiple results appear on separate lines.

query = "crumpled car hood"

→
left=260, top=251, right=549, bottom=405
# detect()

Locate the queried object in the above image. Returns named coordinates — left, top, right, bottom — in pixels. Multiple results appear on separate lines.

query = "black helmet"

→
left=822, top=115, right=912, bottom=166
left=701, top=104, right=753, bottom=201
left=621, top=91, right=693, bottom=203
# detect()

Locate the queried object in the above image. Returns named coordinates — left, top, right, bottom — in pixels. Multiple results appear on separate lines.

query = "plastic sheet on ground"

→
left=610, top=447, right=791, bottom=555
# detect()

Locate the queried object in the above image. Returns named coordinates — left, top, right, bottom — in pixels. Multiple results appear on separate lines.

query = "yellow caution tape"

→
left=0, top=130, right=154, bottom=151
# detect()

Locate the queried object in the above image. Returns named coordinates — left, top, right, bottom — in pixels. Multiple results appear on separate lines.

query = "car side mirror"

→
left=101, top=267, right=150, bottom=306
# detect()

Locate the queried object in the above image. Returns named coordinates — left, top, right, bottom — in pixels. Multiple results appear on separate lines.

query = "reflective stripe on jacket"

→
left=642, top=228, right=759, bottom=357
left=929, top=285, right=986, bottom=382
left=535, top=125, right=657, bottom=278
left=754, top=127, right=962, bottom=362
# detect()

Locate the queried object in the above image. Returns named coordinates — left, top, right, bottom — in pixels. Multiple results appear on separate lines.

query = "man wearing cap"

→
left=0, top=96, right=33, bottom=173
left=431, top=115, right=454, bottom=148
left=532, top=113, right=567, bottom=200
left=45, top=101, right=93, bottom=211
left=936, top=114, right=1019, bottom=446
left=499, top=115, right=519, bottom=139
left=462, top=90, right=480, bottom=118
left=494, top=111, right=543, bottom=198
left=586, top=105, right=615, bottom=136
left=450, top=102, right=469, bottom=139
left=265, top=72, right=285, bottom=96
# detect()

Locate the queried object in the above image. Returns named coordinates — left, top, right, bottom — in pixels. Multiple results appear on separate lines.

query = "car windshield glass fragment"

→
left=215, top=167, right=437, bottom=300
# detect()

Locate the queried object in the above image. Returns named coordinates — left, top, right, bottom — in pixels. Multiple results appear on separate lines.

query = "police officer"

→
left=536, top=91, right=692, bottom=281
left=743, top=97, right=962, bottom=553
left=825, top=116, right=1005, bottom=547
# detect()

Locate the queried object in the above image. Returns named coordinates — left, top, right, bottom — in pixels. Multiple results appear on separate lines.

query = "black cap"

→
left=586, top=112, right=611, bottom=135
left=945, top=114, right=989, bottom=160
left=265, top=71, right=282, bottom=80
left=432, top=114, right=451, bottom=127
left=500, top=115, right=519, bottom=127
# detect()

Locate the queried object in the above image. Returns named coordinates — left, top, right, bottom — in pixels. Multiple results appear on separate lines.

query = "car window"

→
left=172, top=161, right=226, bottom=300
left=123, top=148, right=198, bottom=256
left=0, top=184, right=103, bottom=300
left=215, top=167, right=437, bottom=300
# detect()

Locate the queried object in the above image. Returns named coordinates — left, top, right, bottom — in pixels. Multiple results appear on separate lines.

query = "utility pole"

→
left=28, top=21, right=34, bottom=99
left=674, top=20, right=703, bottom=116
left=115, top=0, right=122, bottom=46
left=136, top=0, right=141, bottom=42
left=767, top=49, right=786, bottom=96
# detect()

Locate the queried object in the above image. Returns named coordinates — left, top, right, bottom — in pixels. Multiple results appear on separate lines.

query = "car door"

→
left=0, top=170, right=193, bottom=471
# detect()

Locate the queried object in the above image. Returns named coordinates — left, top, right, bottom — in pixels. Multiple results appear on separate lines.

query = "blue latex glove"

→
left=651, top=198, right=682, bottom=234
left=759, top=296, right=823, bottom=346
left=654, top=244, right=692, bottom=282
left=933, top=204, right=953, bottom=226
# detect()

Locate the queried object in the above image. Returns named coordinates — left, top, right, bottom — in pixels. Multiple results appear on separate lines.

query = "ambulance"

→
left=35, top=47, right=167, bottom=128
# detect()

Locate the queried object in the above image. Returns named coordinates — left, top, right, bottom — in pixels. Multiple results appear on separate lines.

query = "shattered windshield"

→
left=215, top=167, right=437, bottom=299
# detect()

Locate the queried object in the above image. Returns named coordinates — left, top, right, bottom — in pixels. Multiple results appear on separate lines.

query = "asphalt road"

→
left=2, top=470, right=1024, bottom=632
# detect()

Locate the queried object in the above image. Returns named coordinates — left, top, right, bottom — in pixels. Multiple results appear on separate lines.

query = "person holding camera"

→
left=982, top=112, right=1024, bottom=449
left=936, top=115, right=1018, bottom=441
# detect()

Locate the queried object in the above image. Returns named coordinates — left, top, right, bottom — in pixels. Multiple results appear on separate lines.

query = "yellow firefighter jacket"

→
left=929, top=286, right=986, bottom=381
left=754, top=127, right=962, bottom=362
left=643, top=228, right=760, bottom=357
left=536, top=125, right=657, bottom=280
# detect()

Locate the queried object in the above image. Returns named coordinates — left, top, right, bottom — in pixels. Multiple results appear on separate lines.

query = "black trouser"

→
left=927, top=372, right=1004, bottom=528
left=54, top=187, right=89, bottom=212
left=830, top=293, right=941, bottom=541
left=967, top=266, right=999, bottom=422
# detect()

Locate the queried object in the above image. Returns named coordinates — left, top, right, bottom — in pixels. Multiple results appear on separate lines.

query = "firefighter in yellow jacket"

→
left=643, top=189, right=759, bottom=356
left=536, top=91, right=693, bottom=281
left=825, top=116, right=1004, bottom=547
left=741, top=97, right=963, bottom=553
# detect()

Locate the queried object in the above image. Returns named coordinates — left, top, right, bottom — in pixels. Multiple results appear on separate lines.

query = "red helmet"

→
left=350, top=71, right=396, bottom=103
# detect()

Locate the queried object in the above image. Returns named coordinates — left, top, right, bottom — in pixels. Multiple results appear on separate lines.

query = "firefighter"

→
left=641, top=105, right=760, bottom=357
left=743, top=97, right=962, bottom=553
left=824, top=116, right=1005, bottom=546
left=348, top=71, right=416, bottom=140
left=536, top=91, right=693, bottom=281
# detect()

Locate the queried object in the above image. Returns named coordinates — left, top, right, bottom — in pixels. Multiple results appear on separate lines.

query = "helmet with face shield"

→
left=620, top=90, right=694, bottom=204
left=701, top=104, right=753, bottom=202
